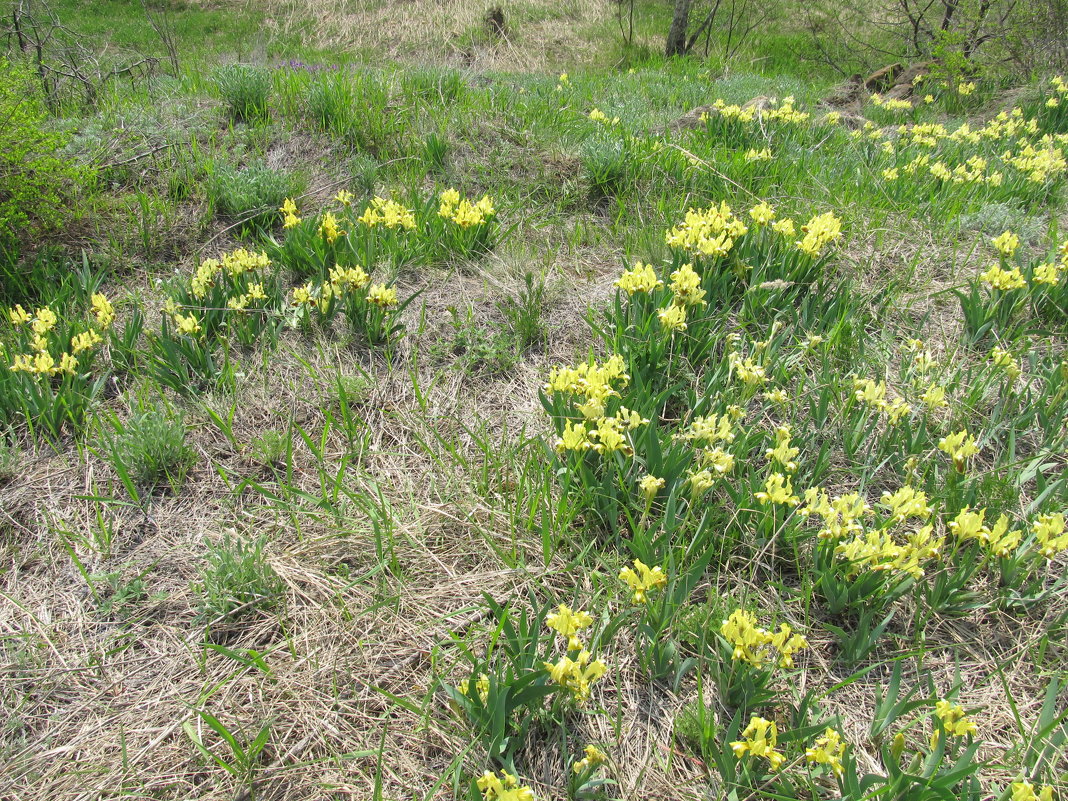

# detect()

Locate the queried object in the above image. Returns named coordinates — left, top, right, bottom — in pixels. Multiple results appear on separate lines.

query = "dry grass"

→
left=2, top=229, right=1064, bottom=799
left=0, top=253, right=610, bottom=799
left=263, top=0, right=615, bottom=71
left=2, top=26, right=1066, bottom=796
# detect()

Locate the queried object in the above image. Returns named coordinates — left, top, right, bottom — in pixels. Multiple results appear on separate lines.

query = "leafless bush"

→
left=2, top=0, right=168, bottom=109
left=794, top=0, right=1067, bottom=77
left=665, top=0, right=775, bottom=60
left=1001, top=0, right=1068, bottom=72
left=141, top=0, right=180, bottom=75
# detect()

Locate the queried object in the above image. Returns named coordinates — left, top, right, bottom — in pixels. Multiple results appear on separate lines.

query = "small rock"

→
left=863, top=63, right=904, bottom=92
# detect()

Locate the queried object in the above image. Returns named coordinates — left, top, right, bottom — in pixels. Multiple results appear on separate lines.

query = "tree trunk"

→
left=666, top=0, right=694, bottom=56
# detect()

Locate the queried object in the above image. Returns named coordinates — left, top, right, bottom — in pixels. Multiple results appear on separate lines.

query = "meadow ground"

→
left=1, top=2, right=1067, bottom=800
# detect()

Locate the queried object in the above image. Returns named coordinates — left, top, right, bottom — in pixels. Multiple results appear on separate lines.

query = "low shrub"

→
left=98, top=406, right=195, bottom=497
left=214, top=64, right=272, bottom=123
left=0, top=58, right=92, bottom=289
left=206, top=161, right=304, bottom=236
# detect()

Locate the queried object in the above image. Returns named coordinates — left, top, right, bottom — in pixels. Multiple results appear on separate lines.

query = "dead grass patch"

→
left=264, top=0, right=614, bottom=71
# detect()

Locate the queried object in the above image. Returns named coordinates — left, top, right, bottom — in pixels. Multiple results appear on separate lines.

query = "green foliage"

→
left=272, top=192, right=497, bottom=342
left=425, top=190, right=501, bottom=262
left=402, top=69, right=465, bottom=104
left=269, top=195, right=418, bottom=280
left=184, top=707, right=272, bottom=799
left=497, top=272, right=548, bottom=353
left=434, top=305, right=519, bottom=376
left=955, top=244, right=1063, bottom=342
left=339, top=281, right=415, bottom=346
left=206, top=161, right=304, bottom=236
left=0, top=270, right=115, bottom=440
left=431, top=271, right=547, bottom=374
left=305, top=71, right=357, bottom=137
left=166, top=248, right=284, bottom=349
left=98, top=406, right=195, bottom=497
left=581, top=134, right=634, bottom=199
left=812, top=537, right=910, bottom=619
left=131, top=190, right=182, bottom=262
left=0, top=429, right=19, bottom=483
left=957, top=202, right=1045, bottom=241
left=1025, top=76, right=1068, bottom=135
left=303, top=70, right=406, bottom=156
left=145, top=246, right=287, bottom=397
left=329, top=374, right=373, bottom=409
left=147, top=317, right=234, bottom=398
left=0, top=59, right=91, bottom=273
left=438, top=592, right=600, bottom=774
left=214, top=64, right=272, bottom=123
left=347, top=153, right=379, bottom=196
left=423, top=132, right=449, bottom=174
left=837, top=666, right=987, bottom=801
left=824, top=606, right=898, bottom=667
left=248, top=429, right=289, bottom=469
left=4, top=30, right=1068, bottom=800
left=0, top=248, right=83, bottom=307
left=625, top=551, right=710, bottom=688
left=673, top=695, right=718, bottom=755
left=93, top=568, right=150, bottom=621
left=107, top=302, right=145, bottom=380
left=197, top=532, right=283, bottom=623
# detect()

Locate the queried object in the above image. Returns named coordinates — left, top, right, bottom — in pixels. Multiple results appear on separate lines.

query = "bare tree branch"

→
left=2, top=0, right=162, bottom=109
